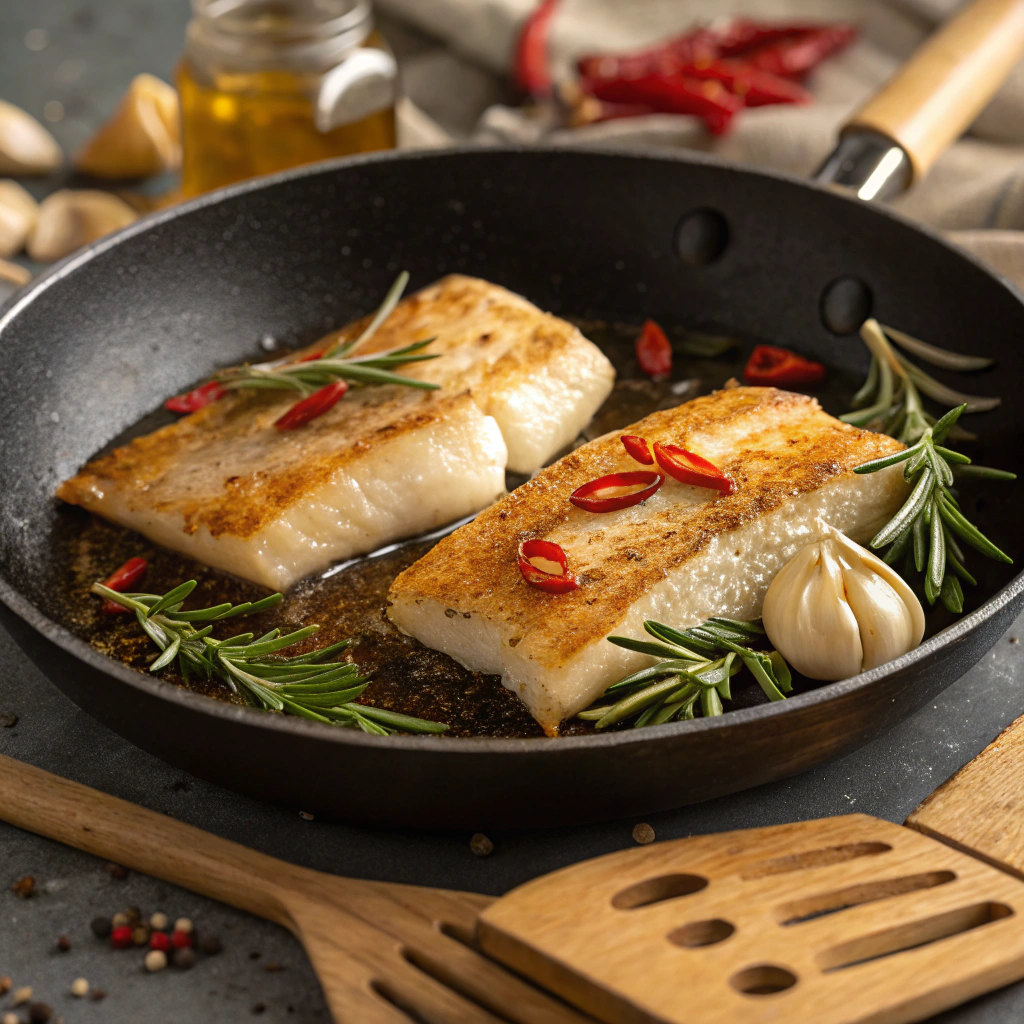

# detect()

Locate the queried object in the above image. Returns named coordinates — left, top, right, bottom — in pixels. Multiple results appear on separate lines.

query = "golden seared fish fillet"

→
left=57, top=276, right=615, bottom=591
left=387, top=387, right=910, bottom=734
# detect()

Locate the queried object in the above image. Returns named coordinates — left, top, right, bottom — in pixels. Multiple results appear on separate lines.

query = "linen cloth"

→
left=383, top=0, right=1024, bottom=290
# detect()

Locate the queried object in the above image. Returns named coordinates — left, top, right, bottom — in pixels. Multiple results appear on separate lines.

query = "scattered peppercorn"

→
left=251, top=1003, right=266, bottom=1015
left=632, top=822, right=656, bottom=845
left=0, top=712, right=17, bottom=728
left=90, top=916, right=112, bottom=939
left=171, top=947, right=195, bottom=971
left=249, top=951, right=261, bottom=960
left=150, top=911, right=169, bottom=931
left=264, top=961, right=283, bottom=973
left=1, top=1013, right=16, bottom=1024
left=28, top=1002, right=52, bottom=1023
left=132, top=926, right=150, bottom=946
left=11, top=875, right=35, bottom=898
left=150, top=931, right=171, bottom=953
left=173, top=917, right=193, bottom=935
left=104, top=863, right=129, bottom=881
left=0, top=976, right=10, bottom=995
left=197, top=934, right=223, bottom=956
left=144, top=950, right=167, bottom=973
left=469, top=833, right=494, bottom=857
left=111, top=925, right=133, bottom=949
left=70, top=979, right=89, bottom=999
left=170, top=930, right=192, bottom=950
left=55, top=934, right=71, bottom=952
left=111, top=912, right=129, bottom=929
left=13, top=986, right=32, bottom=1004
left=125, top=906, right=142, bottom=925
left=89, top=989, right=106, bottom=1002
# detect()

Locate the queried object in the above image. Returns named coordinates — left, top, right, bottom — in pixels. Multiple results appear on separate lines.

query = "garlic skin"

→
left=762, top=522, right=925, bottom=681
left=0, top=100, right=63, bottom=175
left=0, top=180, right=38, bottom=258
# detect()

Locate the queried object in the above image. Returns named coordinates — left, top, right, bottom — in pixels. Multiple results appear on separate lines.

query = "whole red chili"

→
left=653, top=443, right=733, bottom=494
left=99, top=556, right=148, bottom=615
left=746, top=25, right=857, bottom=79
left=517, top=539, right=578, bottom=594
left=150, top=932, right=171, bottom=952
left=743, top=344, right=826, bottom=387
left=570, top=471, right=664, bottom=513
left=514, top=0, right=559, bottom=97
left=683, top=60, right=810, bottom=107
left=111, top=925, right=133, bottom=950
left=635, top=320, right=673, bottom=378
left=621, top=434, right=654, bottom=465
left=164, top=381, right=225, bottom=414
left=274, top=381, right=349, bottom=430
left=170, top=930, right=193, bottom=949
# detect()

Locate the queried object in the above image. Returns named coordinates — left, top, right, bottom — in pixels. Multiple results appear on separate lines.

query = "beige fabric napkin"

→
left=382, top=0, right=1024, bottom=291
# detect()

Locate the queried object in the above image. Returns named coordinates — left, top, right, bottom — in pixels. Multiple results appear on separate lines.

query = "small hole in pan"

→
left=730, top=964, right=798, bottom=996
left=668, top=918, right=735, bottom=947
left=675, top=209, right=729, bottom=267
left=821, top=276, right=873, bottom=335
left=612, top=873, right=708, bottom=909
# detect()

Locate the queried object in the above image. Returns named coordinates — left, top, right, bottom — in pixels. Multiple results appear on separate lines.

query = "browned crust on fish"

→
left=389, top=387, right=905, bottom=667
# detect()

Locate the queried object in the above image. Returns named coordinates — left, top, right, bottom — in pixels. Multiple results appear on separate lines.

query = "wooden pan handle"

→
left=0, top=753, right=329, bottom=927
left=846, top=0, right=1024, bottom=182
left=906, top=712, right=1024, bottom=879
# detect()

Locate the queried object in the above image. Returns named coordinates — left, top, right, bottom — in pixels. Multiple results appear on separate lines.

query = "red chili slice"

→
left=295, top=350, right=325, bottom=363
left=570, top=471, right=664, bottom=513
left=99, top=556, right=148, bottom=615
left=653, top=443, right=733, bottom=494
left=743, top=344, right=826, bottom=387
left=621, top=434, right=654, bottom=465
left=514, top=0, right=559, bottom=97
left=518, top=539, right=579, bottom=594
left=274, top=381, right=349, bottom=430
left=164, top=381, right=225, bottom=414
left=636, top=319, right=673, bottom=378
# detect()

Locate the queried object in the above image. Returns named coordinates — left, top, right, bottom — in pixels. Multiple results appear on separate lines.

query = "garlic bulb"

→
left=0, top=100, right=63, bottom=176
left=75, top=74, right=181, bottom=179
left=0, top=180, right=38, bottom=258
left=762, top=522, right=925, bottom=681
left=27, top=190, right=137, bottom=263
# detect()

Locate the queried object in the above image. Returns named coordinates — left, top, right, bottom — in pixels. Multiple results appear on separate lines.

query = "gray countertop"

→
left=2, top=2, right=1024, bottom=1022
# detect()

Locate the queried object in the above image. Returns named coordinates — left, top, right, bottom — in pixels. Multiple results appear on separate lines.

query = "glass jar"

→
left=178, top=0, right=397, bottom=197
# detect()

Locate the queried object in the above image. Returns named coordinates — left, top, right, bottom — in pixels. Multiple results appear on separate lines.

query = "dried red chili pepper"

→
left=514, top=0, right=559, bottom=97
left=743, top=344, right=826, bottom=387
left=576, top=26, right=720, bottom=82
left=99, top=556, right=148, bottom=615
left=653, top=443, right=733, bottom=494
left=570, top=471, right=664, bottom=513
left=684, top=59, right=810, bottom=107
left=636, top=319, right=673, bottom=377
left=713, top=19, right=819, bottom=56
left=295, top=350, right=325, bottom=363
left=518, top=539, right=578, bottom=594
left=274, top=380, right=349, bottom=430
left=164, top=381, right=225, bottom=414
left=746, top=25, right=857, bottom=79
left=621, top=434, right=654, bottom=465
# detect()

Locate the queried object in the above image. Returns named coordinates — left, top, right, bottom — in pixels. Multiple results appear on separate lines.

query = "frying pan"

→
left=2, top=1, right=1024, bottom=830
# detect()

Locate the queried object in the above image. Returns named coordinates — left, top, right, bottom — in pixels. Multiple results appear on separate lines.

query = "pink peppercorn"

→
left=150, top=932, right=171, bottom=952
left=111, top=926, right=133, bottom=950
left=170, top=930, right=192, bottom=949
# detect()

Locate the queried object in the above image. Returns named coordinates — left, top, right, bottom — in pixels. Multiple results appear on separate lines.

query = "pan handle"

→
left=815, top=0, right=1024, bottom=200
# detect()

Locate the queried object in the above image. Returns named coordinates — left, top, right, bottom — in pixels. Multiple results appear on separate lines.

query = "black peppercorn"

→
left=90, top=916, right=112, bottom=939
left=171, top=947, right=195, bottom=970
left=28, top=1002, right=53, bottom=1024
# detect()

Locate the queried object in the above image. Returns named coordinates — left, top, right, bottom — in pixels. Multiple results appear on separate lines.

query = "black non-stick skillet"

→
left=2, top=0, right=1024, bottom=828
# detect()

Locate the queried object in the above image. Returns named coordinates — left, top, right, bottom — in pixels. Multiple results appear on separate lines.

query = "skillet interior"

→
left=1, top=147, right=1022, bottom=828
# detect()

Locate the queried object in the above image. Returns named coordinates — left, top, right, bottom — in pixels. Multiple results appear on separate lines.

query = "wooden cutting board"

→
left=478, top=713, right=1024, bottom=1024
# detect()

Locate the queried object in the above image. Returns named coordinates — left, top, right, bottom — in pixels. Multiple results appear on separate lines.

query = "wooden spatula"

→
left=0, top=752, right=594, bottom=1024
left=478, top=713, right=1024, bottom=1024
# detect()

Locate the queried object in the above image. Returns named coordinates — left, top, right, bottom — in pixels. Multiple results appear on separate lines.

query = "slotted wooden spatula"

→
left=478, top=713, right=1024, bottom=1024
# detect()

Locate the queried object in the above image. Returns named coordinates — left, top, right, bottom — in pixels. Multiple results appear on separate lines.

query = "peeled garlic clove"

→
left=0, top=100, right=63, bottom=176
left=75, top=74, right=181, bottom=179
left=0, top=180, right=38, bottom=258
left=27, top=190, right=137, bottom=263
left=762, top=522, right=925, bottom=681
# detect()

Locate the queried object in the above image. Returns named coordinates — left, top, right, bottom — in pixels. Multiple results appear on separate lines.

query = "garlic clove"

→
left=0, top=256, right=31, bottom=286
left=75, top=74, right=181, bottom=179
left=27, top=190, right=137, bottom=263
left=0, top=180, right=39, bottom=258
left=0, top=100, right=63, bottom=176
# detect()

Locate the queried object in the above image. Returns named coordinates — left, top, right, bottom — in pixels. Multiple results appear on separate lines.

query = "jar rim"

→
left=190, top=0, right=372, bottom=41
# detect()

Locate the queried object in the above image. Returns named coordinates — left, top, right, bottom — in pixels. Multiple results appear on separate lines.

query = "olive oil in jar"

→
left=179, top=0, right=397, bottom=197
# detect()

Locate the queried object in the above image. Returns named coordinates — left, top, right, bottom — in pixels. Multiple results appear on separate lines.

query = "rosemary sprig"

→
left=576, top=617, right=791, bottom=729
left=854, top=404, right=1015, bottom=612
left=92, top=579, right=448, bottom=737
left=214, top=272, right=442, bottom=397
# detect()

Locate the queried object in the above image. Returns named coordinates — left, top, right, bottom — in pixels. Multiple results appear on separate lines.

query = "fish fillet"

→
left=387, top=387, right=910, bottom=734
left=57, top=276, right=614, bottom=590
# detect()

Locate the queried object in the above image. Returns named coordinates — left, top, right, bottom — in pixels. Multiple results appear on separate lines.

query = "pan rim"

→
left=2, top=144, right=1022, bottom=755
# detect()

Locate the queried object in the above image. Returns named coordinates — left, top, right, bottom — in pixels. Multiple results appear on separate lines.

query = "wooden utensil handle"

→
left=0, top=753, right=323, bottom=926
left=845, top=0, right=1024, bottom=181
left=906, top=712, right=1024, bottom=878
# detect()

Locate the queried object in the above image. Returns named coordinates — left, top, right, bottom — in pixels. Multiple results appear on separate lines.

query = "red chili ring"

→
left=653, top=442, right=733, bottom=494
left=99, top=556, right=149, bottom=615
left=517, top=539, right=579, bottom=594
left=621, top=434, right=654, bottom=465
left=570, top=471, right=664, bottom=513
